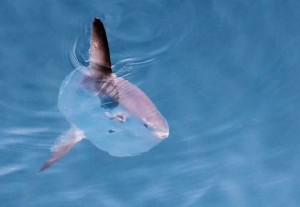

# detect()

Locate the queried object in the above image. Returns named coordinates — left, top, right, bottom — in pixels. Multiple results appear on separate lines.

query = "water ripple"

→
left=65, top=0, right=195, bottom=77
left=0, top=165, right=24, bottom=176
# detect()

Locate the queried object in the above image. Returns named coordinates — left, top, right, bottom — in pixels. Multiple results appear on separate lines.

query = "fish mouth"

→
left=154, top=130, right=169, bottom=139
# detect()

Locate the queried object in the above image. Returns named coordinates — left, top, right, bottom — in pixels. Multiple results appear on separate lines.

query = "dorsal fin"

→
left=90, top=18, right=112, bottom=71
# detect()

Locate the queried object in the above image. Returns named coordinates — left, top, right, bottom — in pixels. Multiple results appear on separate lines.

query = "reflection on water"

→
left=0, top=0, right=300, bottom=206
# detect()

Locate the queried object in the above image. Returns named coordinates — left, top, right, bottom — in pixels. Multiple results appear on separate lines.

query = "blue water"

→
left=1, top=0, right=300, bottom=206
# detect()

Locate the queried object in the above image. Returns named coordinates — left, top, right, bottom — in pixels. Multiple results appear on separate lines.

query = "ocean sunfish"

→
left=40, top=18, right=169, bottom=171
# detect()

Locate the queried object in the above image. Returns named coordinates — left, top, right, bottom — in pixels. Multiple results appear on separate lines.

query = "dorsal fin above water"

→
left=90, top=18, right=112, bottom=71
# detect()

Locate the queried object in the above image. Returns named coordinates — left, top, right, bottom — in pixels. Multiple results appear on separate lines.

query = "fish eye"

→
left=108, top=129, right=115, bottom=133
left=143, top=123, right=149, bottom=128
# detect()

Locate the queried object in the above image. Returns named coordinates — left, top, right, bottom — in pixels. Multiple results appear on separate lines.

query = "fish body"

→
left=40, top=18, right=169, bottom=172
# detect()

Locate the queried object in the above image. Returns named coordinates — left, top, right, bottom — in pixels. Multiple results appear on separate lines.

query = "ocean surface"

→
left=1, top=0, right=300, bottom=206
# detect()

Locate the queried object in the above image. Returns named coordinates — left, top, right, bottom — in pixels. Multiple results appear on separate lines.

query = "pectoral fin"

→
left=39, top=127, right=85, bottom=172
left=105, top=111, right=127, bottom=122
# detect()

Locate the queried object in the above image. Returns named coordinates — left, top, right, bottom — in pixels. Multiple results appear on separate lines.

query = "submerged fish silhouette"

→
left=40, top=18, right=169, bottom=171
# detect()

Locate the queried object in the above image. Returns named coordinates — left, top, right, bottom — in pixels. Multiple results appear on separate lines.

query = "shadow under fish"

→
left=40, top=18, right=169, bottom=172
